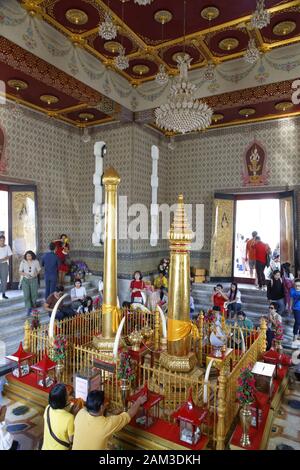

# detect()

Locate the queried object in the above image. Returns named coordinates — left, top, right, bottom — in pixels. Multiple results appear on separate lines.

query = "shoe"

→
left=2, top=294, right=9, bottom=299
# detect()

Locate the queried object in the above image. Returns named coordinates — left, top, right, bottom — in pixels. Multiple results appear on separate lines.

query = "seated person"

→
left=153, top=272, right=168, bottom=290
left=211, top=284, right=228, bottom=314
left=130, top=271, right=145, bottom=304
left=233, top=311, right=254, bottom=347
left=77, top=296, right=93, bottom=314
left=70, top=279, right=87, bottom=312
left=225, top=283, right=242, bottom=318
left=266, top=301, right=282, bottom=350
left=44, top=286, right=75, bottom=320
left=72, top=390, right=146, bottom=450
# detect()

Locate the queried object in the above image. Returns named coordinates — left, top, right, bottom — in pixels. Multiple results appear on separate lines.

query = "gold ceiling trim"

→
left=210, top=110, right=300, bottom=129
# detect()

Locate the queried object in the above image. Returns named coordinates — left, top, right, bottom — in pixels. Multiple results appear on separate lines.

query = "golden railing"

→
left=123, top=307, right=156, bottom=338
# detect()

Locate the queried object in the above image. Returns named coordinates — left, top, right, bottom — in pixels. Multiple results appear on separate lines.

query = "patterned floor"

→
left=267, top=376, right=300, bottom=450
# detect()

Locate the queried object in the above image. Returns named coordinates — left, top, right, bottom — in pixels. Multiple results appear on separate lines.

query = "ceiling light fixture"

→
left=99, top=1, right=117, bottom=40
left=244, top=38, right=260, bottom=64
left=155, top=10, right=169, bottom=86
left=251, top=0, right=270, bottom=30
left=81, top=127, right=91, bottom=143
left=155, top=2, right=213, bottom=134
left=114, top=1, right=129, bottom=70
left=134, top=0, right=153, bottom=5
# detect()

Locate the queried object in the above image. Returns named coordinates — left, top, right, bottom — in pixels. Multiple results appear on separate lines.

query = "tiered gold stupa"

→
left=159, top=194, right=197, bottom=372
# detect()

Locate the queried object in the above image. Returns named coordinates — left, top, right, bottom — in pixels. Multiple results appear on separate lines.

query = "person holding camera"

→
left=211, top=284, right=228, bottom=313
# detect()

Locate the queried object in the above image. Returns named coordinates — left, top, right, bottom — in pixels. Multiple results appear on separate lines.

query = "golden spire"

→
left=168, top=194, right=194, bottom=247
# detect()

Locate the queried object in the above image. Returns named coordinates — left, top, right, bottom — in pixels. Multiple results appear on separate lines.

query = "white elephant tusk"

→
left=48, top=294, right=69, bottom=343
left=156, top=305, right=167, bottom=338
left=239, top=328, right=246, bottom=354
left=203, top=359, right=214, bottom=404
left=113, top=315, right=126, bottom=360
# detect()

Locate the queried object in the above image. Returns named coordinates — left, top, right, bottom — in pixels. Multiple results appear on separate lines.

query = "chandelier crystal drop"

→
left=134, top=0, right=154, bottom=5
left=155, top=64, right=169, bottom=86
left=251, top=0, right=270, bottom=30
left=114, top=46, right=129, bottom=70
left=81, top=127, right=91, bottom=143
left=155, top=54, right=213, bottom=134
left=244, top=39, right=260, bottom=64
left=203, top=62, right=216, bottom=82
left=99, top=12, right=117, bottom=40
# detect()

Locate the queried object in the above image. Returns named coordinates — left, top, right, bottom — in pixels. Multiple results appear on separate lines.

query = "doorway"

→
left=234, top=198, right=280, bottom=280
left=0, top=184, right=38, bottom=289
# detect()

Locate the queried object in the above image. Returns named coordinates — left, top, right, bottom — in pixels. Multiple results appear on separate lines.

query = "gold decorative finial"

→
left=102, top=167, right=121, bottom=186
left=168, top=193, right=194, bottom=246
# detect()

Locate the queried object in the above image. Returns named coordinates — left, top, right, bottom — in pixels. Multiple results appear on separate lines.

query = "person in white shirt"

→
left=19, top=251, right=41, bottom=316
left=265, top=254, right=281, bottom=281
left=98, top=277, right=104, bottom=302
left=0, top=235, right=12, bottom=300
left=70, top=279, right=87, bottom=312
left=225, top=282, right=242, bottom=319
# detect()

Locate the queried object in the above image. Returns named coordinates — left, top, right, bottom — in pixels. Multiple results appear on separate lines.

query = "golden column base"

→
left=93, top=335, right=116, bottom=351
left=159, top=352, right=197, bottom=372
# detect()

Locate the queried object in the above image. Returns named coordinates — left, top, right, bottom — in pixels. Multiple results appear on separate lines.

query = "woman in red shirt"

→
left=130, top=271, right=145, bottom=304
left=211, top=284, right=228, bottom=314
left=53, top=235, right=70, bottom=285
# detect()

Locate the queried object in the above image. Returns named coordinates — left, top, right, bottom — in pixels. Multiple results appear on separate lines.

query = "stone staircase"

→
left=192, top=282, right=295, bottom=350
left=0, top=278, right=99, bottom=355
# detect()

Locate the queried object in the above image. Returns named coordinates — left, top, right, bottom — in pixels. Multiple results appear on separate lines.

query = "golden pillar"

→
left=93, top=167, right=121, bottom=350
left=159, top=195, right=197, bottom=372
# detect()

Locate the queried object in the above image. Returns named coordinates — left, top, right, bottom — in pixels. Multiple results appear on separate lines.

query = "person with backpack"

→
left=267, top=270, right=285, bottom=316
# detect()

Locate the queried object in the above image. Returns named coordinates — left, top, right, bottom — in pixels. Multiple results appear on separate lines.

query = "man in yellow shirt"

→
left=72, top=390, right=146, bottom=450
left=153, top=272, right=168, bottom=290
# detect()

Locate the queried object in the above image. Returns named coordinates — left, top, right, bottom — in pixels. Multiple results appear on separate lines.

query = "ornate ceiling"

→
left=19, top=0, right=300, bottom=84
left=0, top=0, right=300, bottom=132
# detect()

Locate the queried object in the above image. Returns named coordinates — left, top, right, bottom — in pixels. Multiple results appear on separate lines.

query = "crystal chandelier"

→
left=134, top=0, right=153, bottom=5
left=251, top=0, right=270, bottom=30
left=81, top=127, right=91, bottom=143
left=203, top=62, right=216, bottom=82
left=99, top=12, right=117, bottom=40
left=155, top=65, right=169, bottom=86
left=155, top=54, right=213, bottom=134
left=244, top=39, right=260, bottom=64
left=114, top=45, right=129, bottom=70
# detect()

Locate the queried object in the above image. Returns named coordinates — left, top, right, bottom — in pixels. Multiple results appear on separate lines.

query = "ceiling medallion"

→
left=79, top=113, right=95, bottom=120
left=65, top=9, right=88, bottom=25
left=40, top=95, right=59, bottom=105
left=244, top=38, right=260, bottom=64
left=155, top=64, right=169, bottom=86
left=114, top=46, right=129, bottom=70
left=273, top=21, right=296, bottom=36
left=251, top=0, right=270, bottom=30
left=201, top=6, right=220, bottom=21
left=99, top=12, right=117, bottom=40
left=155, top=54, right=213, bottom=134
left=218, top=37, right=239, bottom=51
left=212, top=113, right=224, bottom=123
left=239, top=107, right=256, bottom=117
left=275, top=101, right=293, bottom=112
left=134, top=0, right=154, bottom=5
left=7, top=79, right=28, bottom=91
left=132, top=64, right=150, bottom=76
left=104, top=41, right=122, bottom=54
left=154, top=10, right=173, bottom=24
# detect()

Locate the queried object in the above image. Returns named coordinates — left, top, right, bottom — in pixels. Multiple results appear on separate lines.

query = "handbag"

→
left=46, top=407, right=71, bottom=449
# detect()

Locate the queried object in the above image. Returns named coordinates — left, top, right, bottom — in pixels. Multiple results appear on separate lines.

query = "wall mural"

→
left=242, top=140, right=269, bottom=186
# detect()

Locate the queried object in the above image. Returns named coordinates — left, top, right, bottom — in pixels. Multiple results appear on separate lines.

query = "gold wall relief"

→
left=209, top=198, right=234, bottom=278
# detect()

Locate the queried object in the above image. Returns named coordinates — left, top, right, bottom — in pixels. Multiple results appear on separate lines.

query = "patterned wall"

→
left=168, top=118, right=300, bottom=270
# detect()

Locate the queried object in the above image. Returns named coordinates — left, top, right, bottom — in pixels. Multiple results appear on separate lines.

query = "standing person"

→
left=0, top=235, right=12, bottom=300
left=267, top=270, right=285, bottom=315
left=19, top=251, right=41, bottom=316
left=211, top=284, right=228, bottom=314
left=281, top=262, right=294, bottom=314
left=41, top=242, right=59, bottom=299
left=246, top=231, right=258, bottom=278
left=130, top=271, right=145, bottom=304
left=254, top=236, right=269, bottom=290
left=226, top=282, right=242, bottom=318
left=72, top=390, right=146, bottom=450
left=55, top=244, right=70, bottom=286
left=290, top=279, right=300, bottom=344
left=266, top=302, right=282, bottom=350
left=265, top=254, right=281, bottom=281
left=42, top=384, right=74, bottom=451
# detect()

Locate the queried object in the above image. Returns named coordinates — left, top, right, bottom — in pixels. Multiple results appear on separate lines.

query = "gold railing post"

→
left=259, top=318, right=267, bottom=356
left=154, top=309, right=160, bottom=351
left=24, top=320, right=31, bottom=351
left=216, top=366, right=227, bottom=450
left=198, top=311, right=204, bottom=365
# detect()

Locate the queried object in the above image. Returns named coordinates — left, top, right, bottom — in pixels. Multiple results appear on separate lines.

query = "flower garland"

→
left=52, top=335, right=67, bottom=363
left=204, top=309, right=216, bottom=323
left=118, top=352, right=135, bottom=383
left=237, top=365, right=256, bottom=405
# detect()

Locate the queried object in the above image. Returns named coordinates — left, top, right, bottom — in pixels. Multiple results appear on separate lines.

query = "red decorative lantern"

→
left=128, top=382, right=164, bottom=428
left=6, top=342, right=34, bottom=378
left=172, top=388, right=207, bottom=446
left=31, top=354, right=57, bottom=388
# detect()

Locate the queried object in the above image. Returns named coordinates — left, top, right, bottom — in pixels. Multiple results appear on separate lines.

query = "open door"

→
left=210, top=194, right=235, bottom=280
left=9, top=186, right=38, bottom=288
left=279, top=191, right=296, bottom=272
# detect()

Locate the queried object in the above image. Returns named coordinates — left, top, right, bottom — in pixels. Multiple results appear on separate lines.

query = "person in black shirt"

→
left=267, top=269, right=285, bottom=316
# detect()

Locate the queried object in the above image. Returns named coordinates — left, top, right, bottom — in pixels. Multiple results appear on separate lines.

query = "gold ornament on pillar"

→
left=159, top=194, right=197, bottom=372
left=93, top=167, right=121, bottom=351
